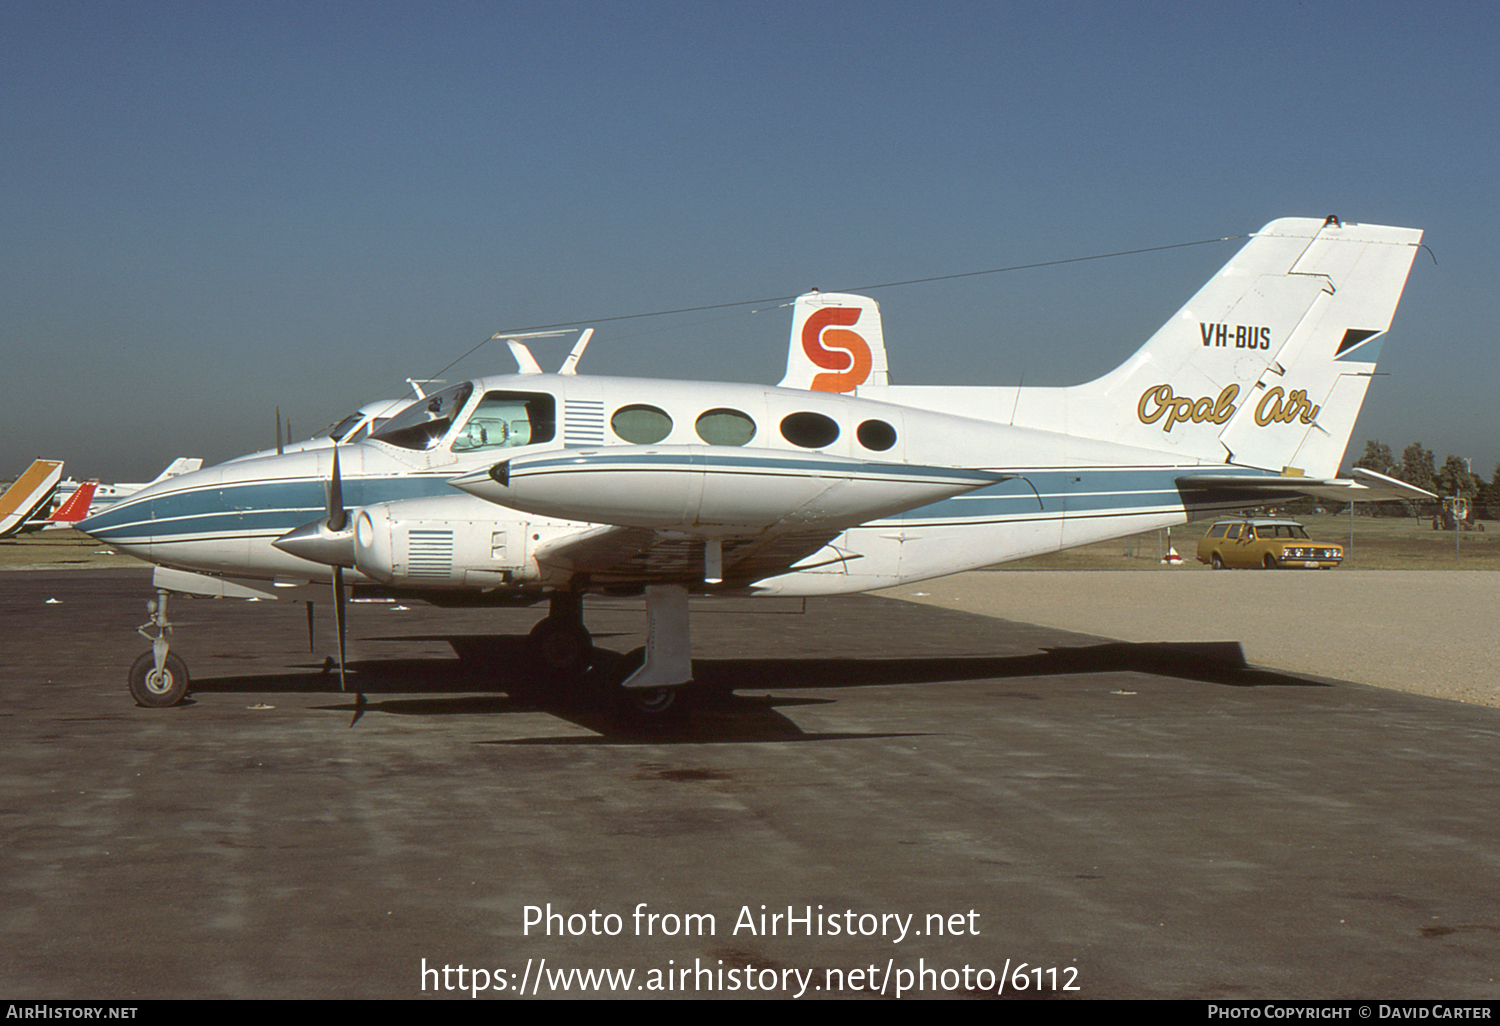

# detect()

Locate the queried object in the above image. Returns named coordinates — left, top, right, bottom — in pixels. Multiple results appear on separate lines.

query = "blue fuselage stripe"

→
left=81, top=465, right=1273, bottom=543
left=78, top=475, right=455, bottom=544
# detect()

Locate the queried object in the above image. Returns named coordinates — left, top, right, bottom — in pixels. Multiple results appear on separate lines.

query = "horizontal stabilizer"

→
left=1176, top=466, right=1436, bottom=504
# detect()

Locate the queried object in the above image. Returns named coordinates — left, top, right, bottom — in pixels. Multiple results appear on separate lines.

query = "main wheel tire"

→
left=528, top=617, right=594, bottom=679
left=128, top=651, right=190, bottom=708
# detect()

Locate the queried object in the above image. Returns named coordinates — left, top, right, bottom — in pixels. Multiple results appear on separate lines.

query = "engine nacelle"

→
left=352, top=499, right=543, bottom=587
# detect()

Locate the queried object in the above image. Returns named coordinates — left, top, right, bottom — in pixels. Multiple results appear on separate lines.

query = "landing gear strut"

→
left=613, top=583, right=693, bottom=721
left=129, top=589, right=190, bottom=707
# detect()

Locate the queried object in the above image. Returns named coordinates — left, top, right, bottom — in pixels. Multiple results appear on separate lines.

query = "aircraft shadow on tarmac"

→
left=181, top=631, right=1328, bottom=743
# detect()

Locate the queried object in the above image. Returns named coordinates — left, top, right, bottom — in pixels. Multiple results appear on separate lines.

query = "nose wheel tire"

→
left=128, top=651, right=190, bottom=708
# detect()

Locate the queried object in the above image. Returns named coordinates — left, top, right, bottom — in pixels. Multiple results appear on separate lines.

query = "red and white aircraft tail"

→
left=41, top=480, right=99, bottom=529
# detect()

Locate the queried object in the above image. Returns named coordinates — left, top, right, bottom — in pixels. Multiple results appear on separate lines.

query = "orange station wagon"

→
left=1196, top=518, right=1343, bottom=570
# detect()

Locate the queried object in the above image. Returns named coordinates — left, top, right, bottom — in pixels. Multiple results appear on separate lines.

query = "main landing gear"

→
left=129, top=589, right=190, bottom=707
left=528, top=591, right=595, bottom=680
left=525, top=584, right=694, bottom=722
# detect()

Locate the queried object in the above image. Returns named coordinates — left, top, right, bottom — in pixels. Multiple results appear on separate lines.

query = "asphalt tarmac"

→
left=3, top=569, right=1499, bottom=1000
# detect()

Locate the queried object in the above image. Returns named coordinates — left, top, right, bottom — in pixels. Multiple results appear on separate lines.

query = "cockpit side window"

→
left=451, top=391, right=557, bottom=451
left=372, top=382, right=475, bottom=450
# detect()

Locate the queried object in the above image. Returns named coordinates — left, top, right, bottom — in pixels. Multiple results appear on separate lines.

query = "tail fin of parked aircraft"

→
left=147, top=458, right=203, bottom=485
left=779, top=292, right=889, bottom=393
left=0, top=459, right=65, bottom=538
left=1059, top=216, right=1425, bottom=476
left=45, top=481, right=99, bottom=526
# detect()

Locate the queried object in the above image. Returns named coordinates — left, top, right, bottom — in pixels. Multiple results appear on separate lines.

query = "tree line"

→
left=1350, top=440, right=1496, bottom=520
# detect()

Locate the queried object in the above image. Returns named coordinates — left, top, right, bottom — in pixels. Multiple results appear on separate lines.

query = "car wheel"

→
left=1263, top=553, right=1279, bottom=569
left=1211, top=553, right=1224, bottom=570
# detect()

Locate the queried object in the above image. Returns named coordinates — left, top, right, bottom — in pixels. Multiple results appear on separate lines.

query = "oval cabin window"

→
left=856, top=419, right=897, bottom=451
left=695, top=408, right=757, bottom=446
left=780, top=411, right=840, bottom=448
left=611, top=404, right=673, bottom=444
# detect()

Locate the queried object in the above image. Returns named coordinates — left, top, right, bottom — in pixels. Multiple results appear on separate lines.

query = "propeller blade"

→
left=332, top=565, right=347, bottom=692
left=326, top=445, right=347, bottom=533
left=276, top=406, right=284, bottom=455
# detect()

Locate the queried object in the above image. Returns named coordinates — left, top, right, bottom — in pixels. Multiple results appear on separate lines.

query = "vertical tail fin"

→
left=1063, top=217, right=1423, bottom=476
left=778, top=292, right=889, bottom=393
left=47, top=481, right=99, bottom=524
left=0, top=459, right=65, bottom=538
left=147, top=457, right=204, bottom=485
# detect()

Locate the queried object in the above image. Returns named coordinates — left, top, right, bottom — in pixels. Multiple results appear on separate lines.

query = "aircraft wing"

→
left=449, top=445, right=1007, bottom=588
left=1176, top=466, right=1437, bottom=504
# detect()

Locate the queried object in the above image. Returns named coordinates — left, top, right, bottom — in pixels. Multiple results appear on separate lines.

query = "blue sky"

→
left=4, top=0, right=1497, bottom=481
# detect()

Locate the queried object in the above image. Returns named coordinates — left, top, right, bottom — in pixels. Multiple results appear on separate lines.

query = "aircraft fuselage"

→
left=79, top=372, right=1234, bottom=595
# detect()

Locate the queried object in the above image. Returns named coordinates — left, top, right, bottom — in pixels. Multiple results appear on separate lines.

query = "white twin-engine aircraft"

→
left=80, top=216, right=1430, bottom=713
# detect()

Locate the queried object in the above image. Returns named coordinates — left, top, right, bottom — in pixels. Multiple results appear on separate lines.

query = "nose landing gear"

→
left=128, top=589, right=190, bottom=707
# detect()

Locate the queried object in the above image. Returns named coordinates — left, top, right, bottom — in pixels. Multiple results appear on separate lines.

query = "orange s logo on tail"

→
left=801, top=308, right=872, bottom=392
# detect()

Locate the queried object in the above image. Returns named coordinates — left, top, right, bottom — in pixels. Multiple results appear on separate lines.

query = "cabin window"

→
left=695, top=408, right=756, bottom=446
left=780, top=412, right=839, bottom=448
left=857, top=419, right=897, bottom=451
left=452, top=391, right=557, bottom=451
left=611, top=404, right=673, bottom=445
left=373, top=382, right=475, bottom=451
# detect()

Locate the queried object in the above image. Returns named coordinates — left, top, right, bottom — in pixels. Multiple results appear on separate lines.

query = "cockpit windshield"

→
left=371, top=382, right=475, bottom=450
left=324, top=412, right=364, bottom=442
